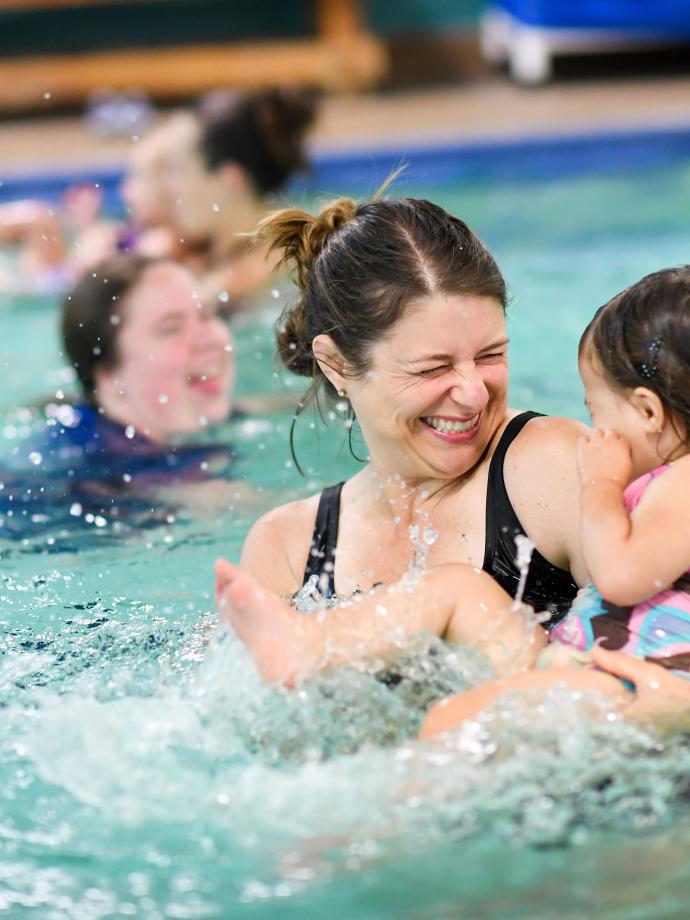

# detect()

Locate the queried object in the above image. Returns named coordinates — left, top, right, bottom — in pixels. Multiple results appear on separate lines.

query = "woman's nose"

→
left=449, top=367, right=488, bottom=410
left=195, top=316, right=231, bottom=352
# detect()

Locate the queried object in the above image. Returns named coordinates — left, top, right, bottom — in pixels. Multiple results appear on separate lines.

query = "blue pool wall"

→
left=2, top=124, right=690, bottom=211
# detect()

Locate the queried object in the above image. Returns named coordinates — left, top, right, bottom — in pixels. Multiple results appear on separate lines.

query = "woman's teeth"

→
left=423, top=415, right=479, bottom=433
left=187, top=368, right=220, bottom=384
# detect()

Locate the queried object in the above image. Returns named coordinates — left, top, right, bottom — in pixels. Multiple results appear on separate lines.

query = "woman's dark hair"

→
left=579, top=265, right=690, bottom=447
left=257, top=194, right=507, bottom=470
left=197, top=87, right=316, bottom=195
left=61, top=253, right=157, bottom=400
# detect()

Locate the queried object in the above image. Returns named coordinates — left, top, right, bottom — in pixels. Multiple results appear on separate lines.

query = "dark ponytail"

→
left=197, top=87, right=316, bottom=195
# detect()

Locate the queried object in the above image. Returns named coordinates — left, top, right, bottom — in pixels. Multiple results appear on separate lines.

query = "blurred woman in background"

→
left=0, top=87, right=316, bottom=308
left=163, top=87, right=317, bottom=309
left=1, top=253, right=238, bottom=537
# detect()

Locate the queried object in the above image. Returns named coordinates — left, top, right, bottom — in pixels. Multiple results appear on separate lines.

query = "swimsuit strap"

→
left=484, top=411, right=543, bottom=545
left=483, top=410, right=578, bottom=621
left=303, top=481, right=345, bottom=597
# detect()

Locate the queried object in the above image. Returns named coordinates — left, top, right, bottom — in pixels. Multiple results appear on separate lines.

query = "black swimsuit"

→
left=302, top=411, right=577, bottom=624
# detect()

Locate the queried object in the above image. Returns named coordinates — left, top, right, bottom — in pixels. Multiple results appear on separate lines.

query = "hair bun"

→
left=263, top=198, right=357, bottom=378
left=275, top=305, right=314, bottom=378
left=257, top=197, right=358, bottom=290
left=258, top=88, right=317, bottom=177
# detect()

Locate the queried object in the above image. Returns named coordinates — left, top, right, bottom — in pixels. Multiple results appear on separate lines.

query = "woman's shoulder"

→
left=245, top=491, right=322, bottom=543
left=502, top=411, right=588, bottom=586
left=508, top=412, right=587, bottom=461
left=239, top=488, right=326, bottom=593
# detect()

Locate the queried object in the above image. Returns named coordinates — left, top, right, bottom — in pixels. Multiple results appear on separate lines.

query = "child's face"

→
left=579, top=349, right=661, bottom=478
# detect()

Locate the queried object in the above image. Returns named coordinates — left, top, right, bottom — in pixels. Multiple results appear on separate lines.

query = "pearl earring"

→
left=337, top=388, right=347, bottom=398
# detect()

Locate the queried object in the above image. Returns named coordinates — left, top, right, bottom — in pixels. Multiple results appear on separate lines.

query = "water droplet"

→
left=270, top=289, right=280, bottom=299
left=69, top=502, right=82, bottom=517
left=28, top=451, right=42, bottom=466
left=110, top=314, right=120, bottom=325
left=212, top=203, right=220, bottom=213
left=158, top=394, right=169, bottom=405
left=218, top=291, right=230, bottom=303
left=43, top=91, right=51, bottom=100
left=125, top=425, right=136, bottom=439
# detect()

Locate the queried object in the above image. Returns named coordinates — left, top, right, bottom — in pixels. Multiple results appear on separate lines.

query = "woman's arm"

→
left=419, top=665, right=630, bottom=739
left=591, top=645, right=690, bottom=735
left=0, top=200, right=65, bottom=269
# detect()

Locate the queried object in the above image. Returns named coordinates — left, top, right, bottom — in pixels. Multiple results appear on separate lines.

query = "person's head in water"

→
left=62, top=254, right=234, bottom=442
left=165, top=87, right=316, bottom=244
left=258, top=195, right=509, bottom=481
left=579, top=265, right=690, bottom=478
left=119, top=112, right=196, bottom=231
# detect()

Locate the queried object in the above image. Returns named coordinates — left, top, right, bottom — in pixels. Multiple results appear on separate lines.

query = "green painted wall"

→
left=0, top=0, right=483, bottom=57
left=369, top=0, right=484, bottom=33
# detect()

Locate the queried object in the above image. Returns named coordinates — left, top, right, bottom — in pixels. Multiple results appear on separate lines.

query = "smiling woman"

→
left=217, top=195, right=586, bottom=630
left=63, top=255, right=235, bottom=442
left=1, top=253, right=238, bottom=537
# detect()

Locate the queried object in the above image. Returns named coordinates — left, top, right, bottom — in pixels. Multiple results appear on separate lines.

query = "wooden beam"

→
left=0, top=37, right=387, bottom=110
left=0, top=1, right=124, bottom=8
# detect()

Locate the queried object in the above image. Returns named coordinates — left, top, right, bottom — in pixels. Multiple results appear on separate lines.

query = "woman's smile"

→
left=420, top=412, right=482, bottom=441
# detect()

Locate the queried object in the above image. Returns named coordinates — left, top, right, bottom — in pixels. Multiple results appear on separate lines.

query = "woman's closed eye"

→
left=476, top=351, right=505, bottom=364
left=154, top=315, right=186, bottom=336
left=417, top=364, right=450, bottom=377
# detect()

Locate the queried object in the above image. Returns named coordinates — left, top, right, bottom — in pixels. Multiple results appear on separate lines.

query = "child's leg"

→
left=419, top=667, right=632, bottom=740
left=215, top=559, right=545, bottom=685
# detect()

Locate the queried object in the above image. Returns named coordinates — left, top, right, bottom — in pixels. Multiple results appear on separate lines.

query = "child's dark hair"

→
left=579, top=265, right=690, bottom=447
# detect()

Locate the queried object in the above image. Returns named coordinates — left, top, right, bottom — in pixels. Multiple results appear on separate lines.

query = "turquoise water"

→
left=2, top=161, right=690, bottom=918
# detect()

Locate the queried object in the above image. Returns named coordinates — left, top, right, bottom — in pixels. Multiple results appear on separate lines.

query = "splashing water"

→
left=407, top=522, right=438, bottom=575
left=512, top=534, right=535, bottom=609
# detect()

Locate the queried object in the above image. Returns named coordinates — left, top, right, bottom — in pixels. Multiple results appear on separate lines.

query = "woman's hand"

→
left=591, top=645, right=690, bottom=735
left=576, top=428, right=633, bottom=488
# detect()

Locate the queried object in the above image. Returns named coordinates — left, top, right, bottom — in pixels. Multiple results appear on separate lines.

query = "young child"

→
left=216, top=266, right=690, bottom=733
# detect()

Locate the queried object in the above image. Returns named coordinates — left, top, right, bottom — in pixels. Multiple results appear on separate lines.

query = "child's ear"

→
left=630, top=386, right=665, bottom=433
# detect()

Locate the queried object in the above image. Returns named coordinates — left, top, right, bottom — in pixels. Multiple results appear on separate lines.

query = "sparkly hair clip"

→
left=638, top=336, right=662, bottom=380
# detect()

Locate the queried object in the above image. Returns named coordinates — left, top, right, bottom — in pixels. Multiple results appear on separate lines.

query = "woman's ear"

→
left=312, top=334, right=347, bottom=394
left=630, top=386, right=665, bottom=433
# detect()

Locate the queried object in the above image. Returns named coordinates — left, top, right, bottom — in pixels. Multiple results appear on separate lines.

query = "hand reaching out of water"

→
left=577, top=428, right=633, bottom=488
left=591, top=645, right=690, bottom=735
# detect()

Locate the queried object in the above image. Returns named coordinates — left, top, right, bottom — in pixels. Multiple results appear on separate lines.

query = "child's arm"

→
left=577, top=430, right=690, bottom=605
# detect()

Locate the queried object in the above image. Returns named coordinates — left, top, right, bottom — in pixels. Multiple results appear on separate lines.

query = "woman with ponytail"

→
left=162, top=87, right=317, bottom=309
left=216, top=194, right=589, bottom=678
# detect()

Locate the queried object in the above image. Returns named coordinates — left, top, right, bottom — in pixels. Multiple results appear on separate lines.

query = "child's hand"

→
left=576, top=428, right=633, bottom=488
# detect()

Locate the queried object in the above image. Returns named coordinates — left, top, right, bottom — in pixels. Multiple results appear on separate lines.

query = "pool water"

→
left=2, top=159, right=690, bottom=918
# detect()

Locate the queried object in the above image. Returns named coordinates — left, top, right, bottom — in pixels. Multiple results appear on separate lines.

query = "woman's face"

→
left=96, top=262, right=234, bottom=442
left=345, top=293, right=509, bottom=482
left=163, top=118, right=229, bottom=240
left=119, top=118, right=190, bottom=229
